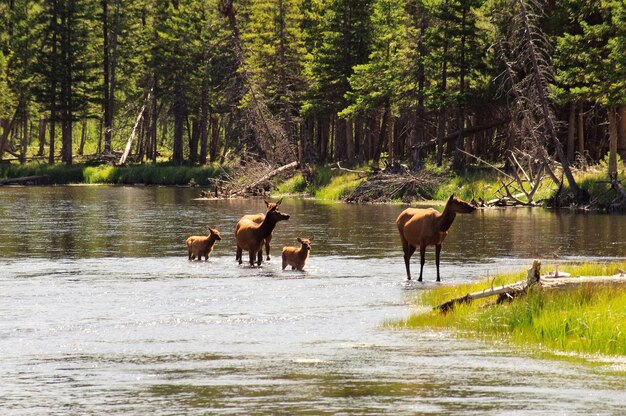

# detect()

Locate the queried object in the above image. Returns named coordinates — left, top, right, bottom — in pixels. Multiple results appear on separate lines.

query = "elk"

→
left=186, top=226, right=222, bottom=261
left=235, top=198, right=290, bottom=266
left=396, top=194, right=476, bottom=281
left=237, top=213, right=273, bottom=261
left=282, top=237, right=312, bottom=271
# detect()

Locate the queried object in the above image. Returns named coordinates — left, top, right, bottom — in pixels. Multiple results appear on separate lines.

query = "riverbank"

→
left=2, top=160, right=624, bottom=209
left=0, top=162, right=222, bottom=186
left=391, top=261, right=626, bottom=357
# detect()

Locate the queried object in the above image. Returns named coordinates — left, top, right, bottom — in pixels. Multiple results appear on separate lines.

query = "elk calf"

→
left=186, top=226, right=222, bottom=261
left=282, top=237, right=312, bottom=271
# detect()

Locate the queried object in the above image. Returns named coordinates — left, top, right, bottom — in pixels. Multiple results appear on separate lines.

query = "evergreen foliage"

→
left=0, top=0, right=624, bottom=177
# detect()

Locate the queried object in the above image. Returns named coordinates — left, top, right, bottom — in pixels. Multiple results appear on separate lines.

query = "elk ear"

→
left=297, top=237, right=303, bottom=244
left=264, top=199, right=270, bottom=208
left=448, top=194, right=455, bottom=201
left=276, top=197, right=283, bottom=206
left=308, top=235, right=314, bottom=241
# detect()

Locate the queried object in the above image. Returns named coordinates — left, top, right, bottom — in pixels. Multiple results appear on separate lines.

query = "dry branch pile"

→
left=344, top=163, right=443, bottom=203
left=202, top=159, right=299, bottom=198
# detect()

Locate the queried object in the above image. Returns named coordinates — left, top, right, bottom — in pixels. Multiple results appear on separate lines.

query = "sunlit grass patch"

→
left=392, top=261, right=626, bottom=356
left=313, top=173, right=365, bottom=200
left=274, top=173, right=307, bottom=194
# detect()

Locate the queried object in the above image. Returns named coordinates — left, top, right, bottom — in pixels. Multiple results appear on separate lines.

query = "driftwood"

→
left=436, top=260, right=541, bottom=313
left=436, top=261, right=626, bottom=313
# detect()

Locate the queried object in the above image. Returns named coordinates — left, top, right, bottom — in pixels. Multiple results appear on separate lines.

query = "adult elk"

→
left=236, top=206, right=277, bottom=261
left=235, top=198, right=290, bottom=266
left=396, top=194, right=475, bottom=281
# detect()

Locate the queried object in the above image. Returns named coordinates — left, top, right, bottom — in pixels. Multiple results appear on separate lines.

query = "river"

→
left=1, top=186, right=625, bottom=415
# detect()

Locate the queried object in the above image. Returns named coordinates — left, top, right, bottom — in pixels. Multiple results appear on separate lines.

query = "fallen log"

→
left=540, top=274, right=626, bottom=290
left=0, top=175, right=50, bottom=185
left=435, top=261, right=626, bottom=314
left=436, top=260, right=541, bottom=313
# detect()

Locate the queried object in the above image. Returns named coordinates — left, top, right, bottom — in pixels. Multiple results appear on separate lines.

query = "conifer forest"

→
left=1, top=0, right=625, bottom=187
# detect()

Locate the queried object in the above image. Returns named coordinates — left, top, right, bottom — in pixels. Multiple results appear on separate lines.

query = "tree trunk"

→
left=172, top=99, right=185, bottom=165
left=78, top=117, right=87, bottom=156
left=345, top=118, right=354, bottom=162
left=453, top=6, right=467, bottom=171
left=102, top=0, right=112, bottom=153
left=199, top=88, right=209, bottom=165
left=318, top=115, right=329, bottom=162
left=608, top=108, right=618, bottom=177
left=436, top=28, right=448, bottom=167
left=567, top=101, right=576, bottom=162
left=577, top=106, right=584, bottom=156
left=617, top=104, right=626, bottom=161
left=210, top=114, right=220, bottom=163
left=19, top=110, right=28, bottom=164
left=334, top=117, right=345, bottom=161
left=189, top=118, right=200, bottom=165
left=374, top=105, right=390, bottom=164
left=38, top=118, right=47, bottom=156
left=150, top=83, right=158, bottom=163
left=519, top=0, right=586, bottom=202
left=301, top=116, right=314, bottom=163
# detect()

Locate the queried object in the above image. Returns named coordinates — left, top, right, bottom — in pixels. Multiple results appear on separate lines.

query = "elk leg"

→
left=248, top=251, right=256, bottom=267
left=435, top=244, right=442, bottom=282
left=188, top=251, right=192, bottom=261
left=265, top=235, right=272, bottom=261
left=404, top=244, right=416, bottom=280
left=236, top=246, right=242, bottom=263
left=418, top=246, right=426, bottom=282
left=257, top=250, right=263, bottom=266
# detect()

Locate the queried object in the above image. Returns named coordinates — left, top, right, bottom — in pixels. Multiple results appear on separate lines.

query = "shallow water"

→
left=1, top=186, right=625, bottom=414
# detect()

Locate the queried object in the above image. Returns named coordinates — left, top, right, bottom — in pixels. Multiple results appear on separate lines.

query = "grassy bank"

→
left=391, top=262, right=626, bottom=356
left=3, top=160, right=624, bottom=208
left=0, top=163, right=222, bottom=186
left=274, top=165, right=366, bottom=200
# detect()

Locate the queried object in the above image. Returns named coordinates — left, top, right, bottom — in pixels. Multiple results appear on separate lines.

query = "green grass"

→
left=313, top=172, right=365, bottom=200
left=1, top=162, right=222, bottom=185
left=392, top=261, right=626, bottom=356
left=274, top=173, right=307, bottom=194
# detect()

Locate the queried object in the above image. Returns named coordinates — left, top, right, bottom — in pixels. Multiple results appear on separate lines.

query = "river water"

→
left=1, top=186, right=625, bottom=415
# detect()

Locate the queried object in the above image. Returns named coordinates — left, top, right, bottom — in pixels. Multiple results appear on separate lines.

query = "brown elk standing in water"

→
left=237, top=213, right=274, bottom=261
left=281, top=237, right=312, bottom=271
left=235, top=198, right=290, bottom=266
left=186, top=226, right=222, bottom=261
left=396, top=194, right=476, bottom=281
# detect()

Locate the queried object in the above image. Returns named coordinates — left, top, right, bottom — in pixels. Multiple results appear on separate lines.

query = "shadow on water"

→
left=1, top=186, right=625, bottom=414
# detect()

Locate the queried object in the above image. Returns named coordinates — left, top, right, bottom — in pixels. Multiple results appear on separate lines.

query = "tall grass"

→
left=1, top=162, right=222, bottom=185
left=394, top=261, right=626, bottom=356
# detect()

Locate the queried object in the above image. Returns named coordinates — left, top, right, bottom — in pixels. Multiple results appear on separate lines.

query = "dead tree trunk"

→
left=119, top=88, right=152, bottom=165
left=518, top=0, right=587, bottom=203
